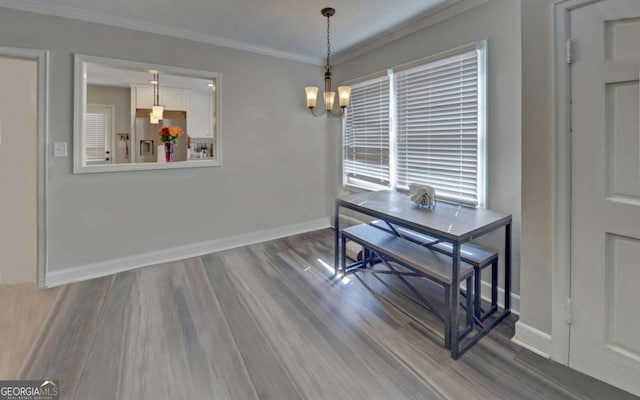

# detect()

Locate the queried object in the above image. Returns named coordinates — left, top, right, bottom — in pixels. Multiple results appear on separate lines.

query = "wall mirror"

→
left=74, top=54, right=221, bottom=173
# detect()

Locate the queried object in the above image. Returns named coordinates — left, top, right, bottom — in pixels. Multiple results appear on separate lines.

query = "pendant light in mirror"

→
left=150, top=72, right=164, bottom=124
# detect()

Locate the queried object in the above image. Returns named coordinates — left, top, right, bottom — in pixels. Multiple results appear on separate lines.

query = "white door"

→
left=85, top=104, right=113, bottom=164
left=571, top=1, right=640, bottom=396
left=0, top=56, right=37, bottom=284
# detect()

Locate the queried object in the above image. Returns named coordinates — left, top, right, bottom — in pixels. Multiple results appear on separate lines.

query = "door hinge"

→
left=566, top=39, right=574, bottom=64
left=565, top=298, right=573, bottom=324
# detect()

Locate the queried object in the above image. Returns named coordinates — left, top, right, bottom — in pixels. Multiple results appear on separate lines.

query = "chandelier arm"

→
left=309, top=107, right=327, bottom=117
left=328, top=108, right=345, bottom=118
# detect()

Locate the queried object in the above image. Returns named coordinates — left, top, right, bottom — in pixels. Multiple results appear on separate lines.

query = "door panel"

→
left=571, top=1, right=640, bottom=396
left=605, top=234, right=640, bottom=358
left=606, top=81, right=640, bottom=200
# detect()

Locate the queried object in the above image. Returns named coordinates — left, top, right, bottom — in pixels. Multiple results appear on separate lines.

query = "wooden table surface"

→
left=337, top=190, right=511, bottom=242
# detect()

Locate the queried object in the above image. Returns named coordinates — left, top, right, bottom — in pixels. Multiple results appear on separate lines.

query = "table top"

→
left=337, top=190, right=511, bottom=242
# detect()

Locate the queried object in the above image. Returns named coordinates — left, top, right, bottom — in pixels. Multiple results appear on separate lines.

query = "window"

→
left=343, top=75, right=390, bottom=187
left=343, top=42, right=486, bottom=207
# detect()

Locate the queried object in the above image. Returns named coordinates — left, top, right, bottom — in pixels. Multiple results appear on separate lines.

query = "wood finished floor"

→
left=1, top=229, right=637, bottom=400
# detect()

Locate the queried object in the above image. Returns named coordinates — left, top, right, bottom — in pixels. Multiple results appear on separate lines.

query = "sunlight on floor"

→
left=317, top=258, right=351, bottom=284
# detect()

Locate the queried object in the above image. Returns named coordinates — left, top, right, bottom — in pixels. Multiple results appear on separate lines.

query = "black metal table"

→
left=334, top=190, right=512, bottom=359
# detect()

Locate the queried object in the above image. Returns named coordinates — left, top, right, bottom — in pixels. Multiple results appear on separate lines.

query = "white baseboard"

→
left=46, top=218, right=331, bottom=287
left=512, top=321, right=552, bottom=359
left=479, top=279, right=520, bottom=315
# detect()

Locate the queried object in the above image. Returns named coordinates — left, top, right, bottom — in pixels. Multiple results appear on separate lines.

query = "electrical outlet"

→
left=53, top=142, right=67, bottom=157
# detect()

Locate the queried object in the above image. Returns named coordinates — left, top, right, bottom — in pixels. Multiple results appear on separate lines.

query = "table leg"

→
left=450, top=242, right=461, bottom=359
left=334, top=202, right=340, bottom=275
left=505, top=222, right=512, bottom=311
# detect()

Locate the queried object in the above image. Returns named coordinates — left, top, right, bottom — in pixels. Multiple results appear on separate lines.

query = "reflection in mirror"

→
left=74, top=54, right=221, bottom=173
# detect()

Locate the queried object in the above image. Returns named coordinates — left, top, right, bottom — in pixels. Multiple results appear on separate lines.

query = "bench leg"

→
left=334, top=203, right=340, bottom=274
left=474, top=267, right=482, bottom=320
left=341, top=235, right=347, bottom=274
left=444, top=284, right=451, bottom=350
left=491, top=259, right=498, bottom=311
left=474, top=260, right=500, bottom=322
left=466, top=276, right=474, bottom=329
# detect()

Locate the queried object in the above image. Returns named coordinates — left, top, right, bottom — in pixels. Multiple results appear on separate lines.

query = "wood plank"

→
left=19, top=277, right=112, bottom=397
left=0, top=284, right=63, bottom=379
left=73, top=259, right=258, bottom=400
left=202, top=250, right=307, bottom=400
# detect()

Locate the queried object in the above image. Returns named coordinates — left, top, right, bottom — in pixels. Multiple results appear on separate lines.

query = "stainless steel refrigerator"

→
left=135, top=110, right=188, bottom=162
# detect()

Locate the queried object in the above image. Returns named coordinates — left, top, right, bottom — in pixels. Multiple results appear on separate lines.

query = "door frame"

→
left=551, top=0, right=602, bottom=365
left=0, top=47, right=49, bottom=289
left=86, top=103, right=115, bottom=165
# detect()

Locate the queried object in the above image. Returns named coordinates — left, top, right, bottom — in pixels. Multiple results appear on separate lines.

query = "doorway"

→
left=0, top=48, right=48, bottom=288
left=566, top=0, right=640, bottom=396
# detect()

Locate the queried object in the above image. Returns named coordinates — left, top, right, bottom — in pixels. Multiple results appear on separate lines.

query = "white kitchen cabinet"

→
left=133, top=85, right=188, bottom=111
left=188, top=92, right=214, bottom=138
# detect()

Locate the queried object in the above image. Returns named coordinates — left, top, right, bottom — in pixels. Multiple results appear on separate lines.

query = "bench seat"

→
left=369, top=220, right=497, bottom=266
left=341, top=224, right=473, bottom=284
left=369, top=219, right=499, bottom=322
left=340, top=223, right=475, bottom=350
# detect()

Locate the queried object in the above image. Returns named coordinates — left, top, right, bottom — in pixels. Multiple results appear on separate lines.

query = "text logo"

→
left=0, top=380, right=59, bottom=400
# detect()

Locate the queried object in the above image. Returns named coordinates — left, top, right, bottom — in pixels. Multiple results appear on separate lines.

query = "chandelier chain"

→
left=326, top=13, right=331, bottom=71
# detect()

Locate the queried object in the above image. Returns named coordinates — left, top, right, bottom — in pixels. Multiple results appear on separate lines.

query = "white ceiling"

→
left=0, top=0, right=462, bottom=64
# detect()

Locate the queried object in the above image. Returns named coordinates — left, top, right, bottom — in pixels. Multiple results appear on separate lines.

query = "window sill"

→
left=73, top=158, right=221, bottom=174
left=343, top=179, right=389, bottom=193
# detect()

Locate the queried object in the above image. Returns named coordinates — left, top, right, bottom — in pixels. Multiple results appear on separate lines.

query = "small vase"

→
left=164, top=143, right=174, bottom=163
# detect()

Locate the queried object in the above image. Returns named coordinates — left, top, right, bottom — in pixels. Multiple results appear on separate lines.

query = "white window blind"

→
left=343, top=76, right=390, bottom=187
left=395, top=49, right=481, bottom=206
left=84, top=105, right=111, bottom=164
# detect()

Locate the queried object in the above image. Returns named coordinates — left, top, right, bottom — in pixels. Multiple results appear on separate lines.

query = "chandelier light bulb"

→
left=324, top=91, right=336, bottom=112
left=305, top=87, right=319, bottom=108
left=338, top=86, right=351, bottom=108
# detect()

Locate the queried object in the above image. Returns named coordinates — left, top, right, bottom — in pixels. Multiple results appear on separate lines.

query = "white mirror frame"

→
left=74, top=54, right=222, bottom=173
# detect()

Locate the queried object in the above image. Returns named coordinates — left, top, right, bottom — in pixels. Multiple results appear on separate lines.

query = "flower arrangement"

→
left=158, top=126, right=184, bottom=144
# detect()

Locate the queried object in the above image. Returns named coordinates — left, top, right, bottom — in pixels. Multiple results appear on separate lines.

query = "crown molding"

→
left=0, top=0, right=323, bottom=65
left=332, top=0, right=492, bottom=65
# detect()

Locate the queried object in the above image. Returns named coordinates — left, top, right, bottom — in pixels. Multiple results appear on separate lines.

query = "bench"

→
left=369, top=220, right=498, bottom=321
left=340, top=223, right=475, bottom=349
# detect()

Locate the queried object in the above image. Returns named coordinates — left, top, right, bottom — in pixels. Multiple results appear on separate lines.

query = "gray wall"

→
left=332, top=0, right=522, bottom=296
left=0, top=8, right=332, bottom=273
left=519, top=0, right=555, bottom=335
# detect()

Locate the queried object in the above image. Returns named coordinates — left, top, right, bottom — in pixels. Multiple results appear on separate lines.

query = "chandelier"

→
left=150, top=72, right=164, bottom=124
left=305, top=7, right=351, bottom=117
